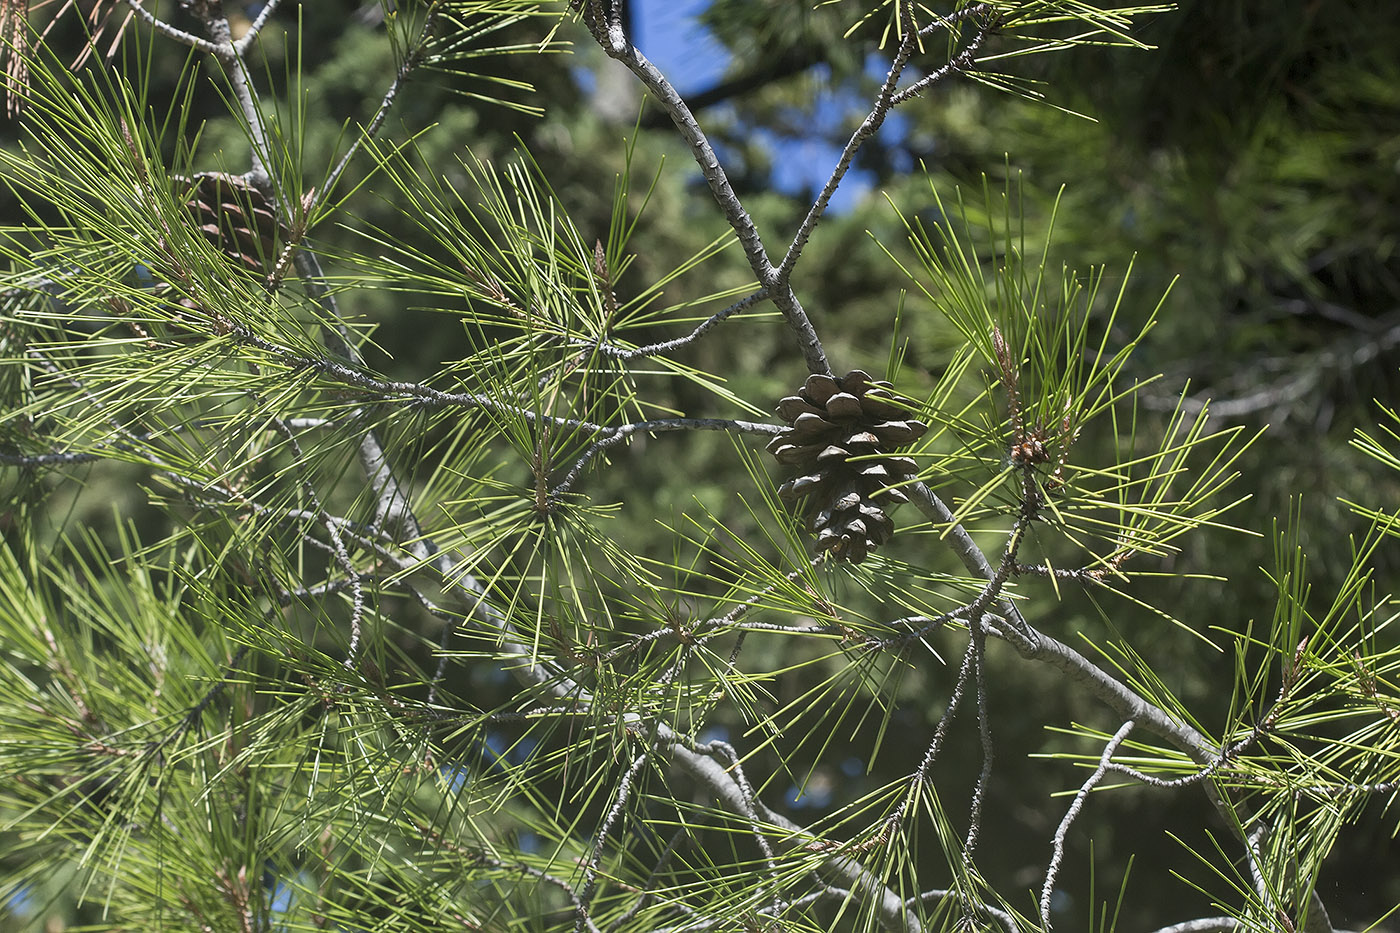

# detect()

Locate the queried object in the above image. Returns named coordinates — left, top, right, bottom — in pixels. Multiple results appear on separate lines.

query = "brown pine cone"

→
left=768, top=370, right=927, bottom=563
left=182, top=172, right=282, bottom=274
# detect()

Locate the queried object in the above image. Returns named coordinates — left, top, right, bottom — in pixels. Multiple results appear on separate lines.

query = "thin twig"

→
left=221, top=319, right=611, bottom=431
left=700, top=739, right=780, bottom=874
left=1040, top=720, right=1135, bottom=929
left=774, top=2, right=924, bottom=281
left=606, top=827, right=687, bottom=933
left=594, top=288, right=771, bottom=360
left=585, top=25, right=829, bottom=374
left=916, top=4, right=996, bottom=38
left=889, top=634, right=978, bottom=827
left=890, top=13, right=995, bottom=106
left=232, top=0, right=283, bottom=56
left=0, top=449, right=106, bottom=465
left=962, top=612, right=994, bottom=862
left=119, top=0, right=222, bottom=55
left=318, top=4, right=442, bottom=206
left=553, top=416, right=782, bottom=495
left=907, top=889, right=1021, bottom=933
left=268, top=419, right=366, bottom=668
left=577, top=751, right=651, bottom=933
left=465, top=850, right=605, bottom=933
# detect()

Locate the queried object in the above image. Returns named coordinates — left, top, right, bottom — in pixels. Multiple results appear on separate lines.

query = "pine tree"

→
left=0, top=2, right=1396, bottom=931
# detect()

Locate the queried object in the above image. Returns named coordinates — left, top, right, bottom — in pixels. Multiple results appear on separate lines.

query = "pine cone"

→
left=182, top=172, right=281, bottom=273
left=767, top=370, right=927, bottom=563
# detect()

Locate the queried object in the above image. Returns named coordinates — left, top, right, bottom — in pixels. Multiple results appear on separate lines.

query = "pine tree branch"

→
left=178, top=4, right=444, bottom=616
left=986, top=612, right=1213, bottom=763
left=901, top=467, right=1308, bottom=927
left=553, top=416, right=782, bottom=495
left=771, top=8, right=924, bottom=283
left=581, top=12, right=830, bottom=376
left=1147, top=921, right=1242, bottom=933
left=663, top=738, right=926, bottom=933
left=119, top=0, right=222, bottom=56
left=231, top=0, right=283, bottom=57
left=906, top=479, right=1036, bottom=642
left=592, top=287, right=771, bottom=360
left=984, top=610, right=1341, bottom=933
left=907, top=890, right=1021, bottom=933
left=319, top=3, right=442, bottom=209
left=890, top=10, right=995, bottom=106
left=7, top=5, right=1367, bottom=930
left=1040, top=720, right=1135, bottom=930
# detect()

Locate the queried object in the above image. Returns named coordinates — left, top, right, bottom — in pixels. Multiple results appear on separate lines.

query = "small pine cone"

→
left=768, top=370, right=927, bottom=563
left=182, top=172, right=282, bottom=273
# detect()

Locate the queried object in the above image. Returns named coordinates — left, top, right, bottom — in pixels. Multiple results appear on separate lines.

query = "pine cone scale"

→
left=802, top=374, right=840, bottom=404
left=776, top=396, right=825, bottom=421
left=823, top=392, right=864, bottom=419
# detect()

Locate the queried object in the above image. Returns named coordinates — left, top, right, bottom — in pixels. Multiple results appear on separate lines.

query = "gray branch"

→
left=584, top=15, right=830, bottom=375
left=1040, top=720, right=1135, bottom=929
left=663, top=740, right=925, bottom=933
left=553, top=416, right=782, bottom=494
left=594, top=288, right=771, bottom=360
